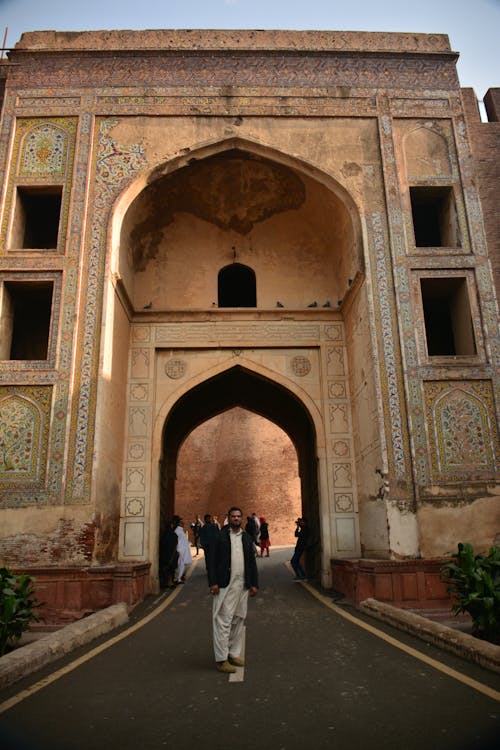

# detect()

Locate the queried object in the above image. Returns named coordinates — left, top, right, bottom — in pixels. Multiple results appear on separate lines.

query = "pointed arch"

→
left=403, top=125, right=452, bottom=178
left=148, top=360, right=329, bottom=582
left=109, top=134, right=364, bottom=283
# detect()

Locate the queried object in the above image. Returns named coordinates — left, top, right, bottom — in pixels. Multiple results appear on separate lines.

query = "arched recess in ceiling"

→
left=113, top=136, right=364, bottom=311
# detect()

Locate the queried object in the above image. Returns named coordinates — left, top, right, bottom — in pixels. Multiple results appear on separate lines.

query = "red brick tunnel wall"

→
left=174, top=407, right=301, bottom=547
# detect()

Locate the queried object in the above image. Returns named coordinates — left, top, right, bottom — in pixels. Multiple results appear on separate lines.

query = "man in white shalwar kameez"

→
left=207, top=507, right=258, bottom=673
left=172, top=516, right=192, bottom=583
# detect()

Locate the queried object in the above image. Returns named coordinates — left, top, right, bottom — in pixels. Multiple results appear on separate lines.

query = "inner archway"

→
left=175, top=407, right=301, bottom=545
left=160, top=365, right=320, bottom=577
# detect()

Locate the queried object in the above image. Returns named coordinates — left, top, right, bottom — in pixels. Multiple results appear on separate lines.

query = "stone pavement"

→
left=0, top=548, right=499, bottom=749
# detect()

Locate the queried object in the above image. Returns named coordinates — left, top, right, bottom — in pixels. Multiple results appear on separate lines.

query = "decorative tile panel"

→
left=18, top=123, right=68, bottom=177
left=66, top=119, right=146, bottom=502
left=424, top=380, right=500, bottom=482
left=9, top=52, right=459, bottom=92
left=0, top=385, right=52, bottom=499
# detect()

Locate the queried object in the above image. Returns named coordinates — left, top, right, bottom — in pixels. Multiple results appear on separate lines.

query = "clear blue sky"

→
left=1, top=0, right=499, bottom=100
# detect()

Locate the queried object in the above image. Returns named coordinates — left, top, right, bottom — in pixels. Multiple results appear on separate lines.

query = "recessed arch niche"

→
left=119, top=143, right=362, bottom=310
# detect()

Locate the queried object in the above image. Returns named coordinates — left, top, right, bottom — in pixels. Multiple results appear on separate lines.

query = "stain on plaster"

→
left=127, top=150, right=306, bottom=271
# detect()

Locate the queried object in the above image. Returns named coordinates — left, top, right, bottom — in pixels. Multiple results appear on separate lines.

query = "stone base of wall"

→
left=331, top=558, right=451, bottom=608
left=14, top=563, right=151, bottom=627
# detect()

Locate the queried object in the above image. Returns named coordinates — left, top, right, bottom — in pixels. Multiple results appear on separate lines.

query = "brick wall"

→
left=174, top=407, right=301, bottom=547
left=462, top=87, right=500, bottom=305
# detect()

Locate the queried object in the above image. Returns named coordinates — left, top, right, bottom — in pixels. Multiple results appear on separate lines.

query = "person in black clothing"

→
left=245, top=515, right=259, bottom=554
left=290, top=517, right=309, bottom=581
left=199, top=514, right=219, bottom=571
left=190, top=515, right=203, bottom=556
left=159, top=520, right=179, bottom=588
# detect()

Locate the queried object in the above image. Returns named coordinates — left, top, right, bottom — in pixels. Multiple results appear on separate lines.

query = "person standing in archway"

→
left=207, top=506, right=258, bottom=674
left=190, top=515, right=203, bottom=556
left=199, top=513, right=219, bottom=573
left=159, top=519, right=178, bottom=589
left=290, top=517, right=309, bottom=581
left=172, top=516, right=193, bottom=584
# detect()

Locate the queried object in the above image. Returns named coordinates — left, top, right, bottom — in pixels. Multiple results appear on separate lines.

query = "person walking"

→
left=173, top=515, right=193, bottom=584
left=290, top=517, right=309, bottom=581
left=207, top=506, right=258, bottom=674
left=258, top=516, right=270, bottom=557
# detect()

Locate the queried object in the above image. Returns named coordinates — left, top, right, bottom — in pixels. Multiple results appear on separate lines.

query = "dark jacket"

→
left=207, top=525, right=259, bottom=590
left=199, top=521, right=219, bottom=548
left=294, top=524, right=309, bottom=553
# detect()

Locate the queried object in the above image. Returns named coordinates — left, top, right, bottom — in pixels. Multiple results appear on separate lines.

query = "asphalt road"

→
left=0, top=548, right=498, bottom=750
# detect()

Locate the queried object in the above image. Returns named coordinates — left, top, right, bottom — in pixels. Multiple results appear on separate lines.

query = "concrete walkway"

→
left=0, top=548, right=499, bottom=749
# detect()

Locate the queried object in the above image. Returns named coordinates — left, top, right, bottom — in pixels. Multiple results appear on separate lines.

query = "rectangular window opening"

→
left=420, top=276, right=476, bottom=357
left=10, top=186, right=63, bottom=250
left=410, top=186, right=461, bottom=249
left=0, top=281, right=54, bottom=360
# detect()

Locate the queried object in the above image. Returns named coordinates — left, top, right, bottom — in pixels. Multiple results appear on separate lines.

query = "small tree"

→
left=0, top=567, right=42, bottom=656
left=441, top=543, right=500, bottom=644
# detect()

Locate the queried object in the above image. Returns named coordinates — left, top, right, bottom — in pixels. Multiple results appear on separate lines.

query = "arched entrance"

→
left=159, top=365, right=321, bottom=578
left=114, top=135, right=365, bottom=595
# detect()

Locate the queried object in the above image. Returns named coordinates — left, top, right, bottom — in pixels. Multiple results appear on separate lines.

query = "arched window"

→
left=217, top=263, right=256, bottom=307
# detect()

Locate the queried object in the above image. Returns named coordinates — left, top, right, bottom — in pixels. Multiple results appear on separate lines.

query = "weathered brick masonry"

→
left=462, top=88, right=500, bottom=305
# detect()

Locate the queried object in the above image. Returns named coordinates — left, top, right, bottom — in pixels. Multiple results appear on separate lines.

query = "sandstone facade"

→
left=0, top=30, right=498, bottom=621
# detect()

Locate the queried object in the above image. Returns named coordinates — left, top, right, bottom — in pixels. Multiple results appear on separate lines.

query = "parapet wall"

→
left=13, top=29, right=454, bottom=54
left=462, top=87, right=500, bottom=306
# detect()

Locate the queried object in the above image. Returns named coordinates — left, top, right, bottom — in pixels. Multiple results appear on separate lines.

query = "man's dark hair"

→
left=228, top=506, right=242, bottom=516
left=204, top=513, right=211, bottom=523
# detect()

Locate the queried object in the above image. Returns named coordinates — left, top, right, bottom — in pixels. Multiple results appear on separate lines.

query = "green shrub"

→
left=0, top=567, right=42, bottom=656
left=440, top=543, right=500, bottom=644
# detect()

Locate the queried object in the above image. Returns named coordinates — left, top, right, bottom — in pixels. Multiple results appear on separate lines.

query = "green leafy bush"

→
left=440, top=543, right=500, bottom=644
left=0, top=567, right=42, bottom=656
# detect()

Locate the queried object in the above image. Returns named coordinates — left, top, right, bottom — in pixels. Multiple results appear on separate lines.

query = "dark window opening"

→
left=11, top=186, right=63, bottom=249
left=218, top=263, right=256, bottom=307
left=410, top=186, right=461, bottom=248
left=1, top=281, right=54, bottom=360
left=420, top=277, right=476, bottom=357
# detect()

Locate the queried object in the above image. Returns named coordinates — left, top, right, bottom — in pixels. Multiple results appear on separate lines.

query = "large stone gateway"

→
left=0, top=30, right=498, bottom=623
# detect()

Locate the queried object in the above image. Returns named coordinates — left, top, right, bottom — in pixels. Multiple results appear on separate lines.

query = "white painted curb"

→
left=0, top=602, right=129, bottom=689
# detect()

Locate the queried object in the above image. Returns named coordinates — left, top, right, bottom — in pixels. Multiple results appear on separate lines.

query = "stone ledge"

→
left=13, top=29, right=453, bottom=55
left=360, top=598, right=500, bottom=675
left=0, top=602, right=129, bottom=690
